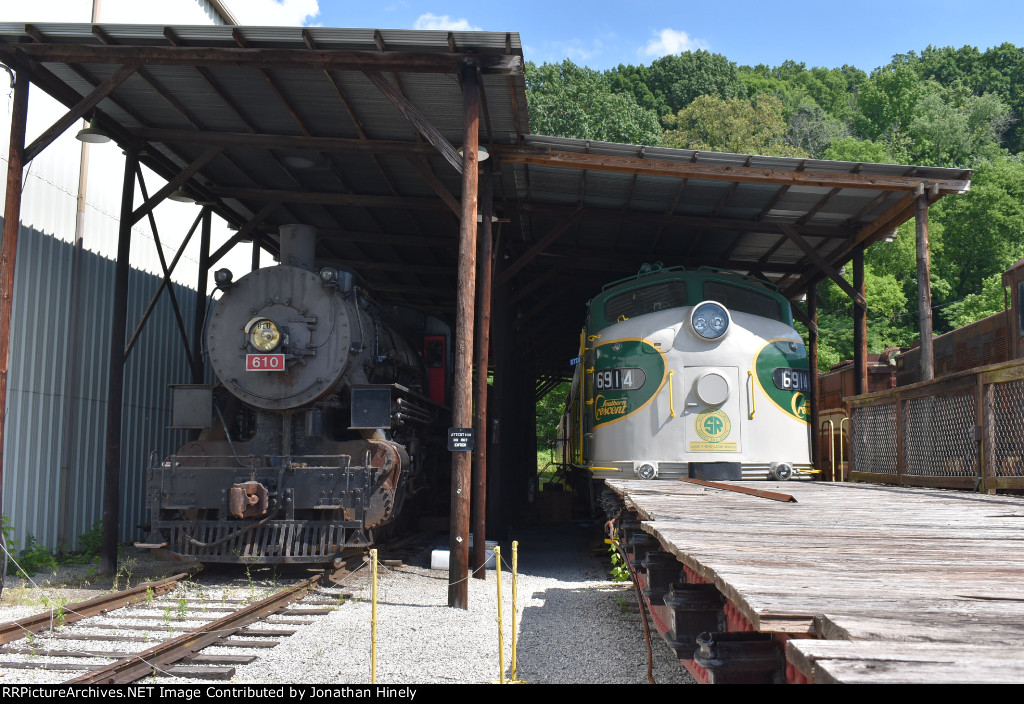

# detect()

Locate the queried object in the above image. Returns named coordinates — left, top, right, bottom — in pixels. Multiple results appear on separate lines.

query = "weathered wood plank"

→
left=605, top=479, right=1024, bottom=681
left=787, top=640, right=1024, bottom=684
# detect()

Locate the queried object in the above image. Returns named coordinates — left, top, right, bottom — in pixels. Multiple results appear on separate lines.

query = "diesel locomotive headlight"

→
left=248, top=318, right=281, bottom=352
left=636, top=463, right=658, bottom=480
left=691, top=301, right=731, bottom=341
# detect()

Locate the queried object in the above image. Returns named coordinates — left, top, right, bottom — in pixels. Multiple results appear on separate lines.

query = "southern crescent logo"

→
left=791, top=392, right=809, bottom=420
left=594, top=394, right=629, bottom=419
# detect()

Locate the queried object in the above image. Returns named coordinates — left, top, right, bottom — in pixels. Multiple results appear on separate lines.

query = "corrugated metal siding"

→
left=0, top=218, right=204, bottom=549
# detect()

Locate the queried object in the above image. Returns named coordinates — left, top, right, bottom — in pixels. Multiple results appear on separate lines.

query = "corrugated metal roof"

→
left=0, top=22, right=972, bottom=377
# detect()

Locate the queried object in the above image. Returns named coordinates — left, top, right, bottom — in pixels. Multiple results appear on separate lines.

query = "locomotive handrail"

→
left=668, top=370, right=676, bottom=418
left=747, top=370, right=756, bottom=419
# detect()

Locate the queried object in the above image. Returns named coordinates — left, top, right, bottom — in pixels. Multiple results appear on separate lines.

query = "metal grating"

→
left=902, top=393, right=978, bottom=477
left=992, top=379, right=1024, bottom=477
left=851, top=402, right=898, bottom=475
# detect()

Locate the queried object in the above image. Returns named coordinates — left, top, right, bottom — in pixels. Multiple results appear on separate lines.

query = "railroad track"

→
left=0, top=573, right=341, bottom=683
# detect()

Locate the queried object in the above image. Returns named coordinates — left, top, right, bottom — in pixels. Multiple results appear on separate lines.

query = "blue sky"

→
left=226, top=1, right=1023, bottom=73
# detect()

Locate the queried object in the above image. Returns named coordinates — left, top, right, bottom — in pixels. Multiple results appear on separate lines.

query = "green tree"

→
left=647, top=51, right=747, bottom=115
left=662, top=94, right=807, bottom=157
left=525, top=60, right=662, bottom=145
left=909, top=84, right=1013, bottom=166
left=786, top=101, right=846, bottom=158
left=536, top=381, right=571, bottom=457
left=931, top=157, right=1024, bottom=307
left=823, top=136, right=892, bottom=163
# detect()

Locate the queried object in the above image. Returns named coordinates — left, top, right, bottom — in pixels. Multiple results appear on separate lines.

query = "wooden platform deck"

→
left=604, top=479, right=1024, bottom=684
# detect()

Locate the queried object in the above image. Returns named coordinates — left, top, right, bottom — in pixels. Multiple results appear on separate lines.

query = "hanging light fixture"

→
left=76, top=116, right=111, bottom=144
left=457, top=145, right=489, bottom=161
left=168, top=187, right=194, bottom=203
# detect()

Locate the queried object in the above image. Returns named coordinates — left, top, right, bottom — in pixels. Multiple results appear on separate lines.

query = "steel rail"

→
left=0, top=573, right=189, bottom=645
left=67, top=574, right=321, bottom=684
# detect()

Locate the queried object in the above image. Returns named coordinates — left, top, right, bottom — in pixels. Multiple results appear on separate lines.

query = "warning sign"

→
left=448, top=428, right=475, bottom=452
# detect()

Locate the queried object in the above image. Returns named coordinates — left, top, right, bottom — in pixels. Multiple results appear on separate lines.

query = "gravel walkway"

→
left=0, top=522, right=694, bottom=685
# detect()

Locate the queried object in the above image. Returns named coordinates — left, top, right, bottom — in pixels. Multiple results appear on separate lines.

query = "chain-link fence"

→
left=848, top=360, right=1024, bottom=492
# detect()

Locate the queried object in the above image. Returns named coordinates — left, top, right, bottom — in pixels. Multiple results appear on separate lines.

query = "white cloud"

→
left=643, top=28, right=709, bottom=57
left=413, top=13, right=482, bottom=31
left=225, top=0, right=321, bottom=26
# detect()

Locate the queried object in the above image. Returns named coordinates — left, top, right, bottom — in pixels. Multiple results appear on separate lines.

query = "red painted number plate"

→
left=246, top=354, right=285, bottom=371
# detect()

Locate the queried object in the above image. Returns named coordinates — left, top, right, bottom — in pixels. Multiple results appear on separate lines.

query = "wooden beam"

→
left=24, top=62, right=140, bottom=163
left=133, top=127, right=437, bottom=157
left=365, top=70, right=463, bottom=173
left=129, top=146, right=223, bottom=225
left=494, top=146, right=972, bottom=194
left=853, top=246, right=867, bottom=395
left=2, top=42, right=523, bottom=75
left=916, top=191, right=934, bottom=381
left=208, top=202, right=279, bottom=266
left=808, top=282, right=820, bottom=476
left=408, top=155, right=461, bottom=216
left=210, top=186, right=450, bottom=211
left=0, top=69, right=29, bottom=547
left=513, top=201, right=854, bottom=239
left=779, top=224, right=865, bottom=307
left=279, top=227, right=453, bottom=250
left=539, top=245, right=809, bottom=275
left=449, top=62, right=479, bottom=610
left=496, top=208, right=584, bottom=286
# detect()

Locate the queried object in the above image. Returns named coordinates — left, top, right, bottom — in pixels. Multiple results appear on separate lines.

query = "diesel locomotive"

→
left=138, top=225, right=450, bottom=567
left=564, top=263, right=812, bottom=483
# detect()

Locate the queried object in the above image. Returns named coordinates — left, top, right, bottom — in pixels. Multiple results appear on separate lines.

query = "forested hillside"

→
left=525, top=45, right=1024, bottom=370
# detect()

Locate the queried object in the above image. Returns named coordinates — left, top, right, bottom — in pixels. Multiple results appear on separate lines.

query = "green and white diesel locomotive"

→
left=565, top=264, right=812, bottom=482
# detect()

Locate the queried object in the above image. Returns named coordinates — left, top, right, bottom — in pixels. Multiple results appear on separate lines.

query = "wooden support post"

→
left=251, top=239, right=261, bottom=272
left=853, top=246, right=867, bottom=396
left=449, top=62, right=479, bottom=609
left=472, top=163, right=493, bottom=580
left=0, top=69, right=29, bottom=536
left=916, top=191, right=934, bottom=381
left=102, top=147, right=138, bottom=574
left=488, top=236, right=511, bottom=534
left=192, top=209, right=211, bottom=384
left=808, top=282, right=820, bottom=475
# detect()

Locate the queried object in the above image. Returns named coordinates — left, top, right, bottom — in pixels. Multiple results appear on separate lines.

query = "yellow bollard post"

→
left=510, top=540, right=527, bottom=683
left=370, top=548, right=378, bottom=684
left=494, top=546, right=505, bottom=684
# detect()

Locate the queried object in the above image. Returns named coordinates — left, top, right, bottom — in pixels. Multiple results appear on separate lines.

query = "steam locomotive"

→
left=137, top=225, right=450, bottom=567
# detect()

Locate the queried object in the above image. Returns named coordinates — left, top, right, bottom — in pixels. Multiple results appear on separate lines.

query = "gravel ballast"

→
left=0, top=522, right=694, bottom=685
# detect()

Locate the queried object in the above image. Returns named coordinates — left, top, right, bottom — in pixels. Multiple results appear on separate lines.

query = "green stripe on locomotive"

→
left=591, top=338, right=667, bottom=427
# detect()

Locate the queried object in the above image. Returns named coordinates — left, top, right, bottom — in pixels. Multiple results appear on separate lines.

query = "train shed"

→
left=0, top=24, right=973, bottom=602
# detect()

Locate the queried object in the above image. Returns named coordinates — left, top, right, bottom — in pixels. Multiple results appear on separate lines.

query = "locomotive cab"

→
left=566, top=264, right=812, bottom=484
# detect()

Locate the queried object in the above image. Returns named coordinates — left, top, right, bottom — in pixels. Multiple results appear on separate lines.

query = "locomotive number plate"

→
left=772, top=367, right=810, bottom=392
left=594, top=367, right=646, bottom=391
left=246, top=354, right=285, bottom=371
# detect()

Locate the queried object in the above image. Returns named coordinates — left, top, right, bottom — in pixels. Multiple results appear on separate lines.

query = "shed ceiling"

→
left=0, top=22, right=973, bottom=379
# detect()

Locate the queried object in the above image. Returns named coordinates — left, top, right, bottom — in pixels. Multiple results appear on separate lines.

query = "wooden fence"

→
left=847, top=359, right=1024, bottom=492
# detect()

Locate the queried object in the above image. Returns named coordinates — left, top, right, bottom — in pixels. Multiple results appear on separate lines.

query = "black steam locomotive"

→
left=138, top=225, right=450, bottom=568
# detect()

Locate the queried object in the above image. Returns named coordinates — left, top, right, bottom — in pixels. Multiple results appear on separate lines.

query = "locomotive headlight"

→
left=214, top=268, right=233, bottom=288
left=691, top=301, right=731, bottom=341
left=636, top=463, right=658, bottom=480
left=319, top=266, right=339, bottom=285
left=247, top=318, right=281, bottom=352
